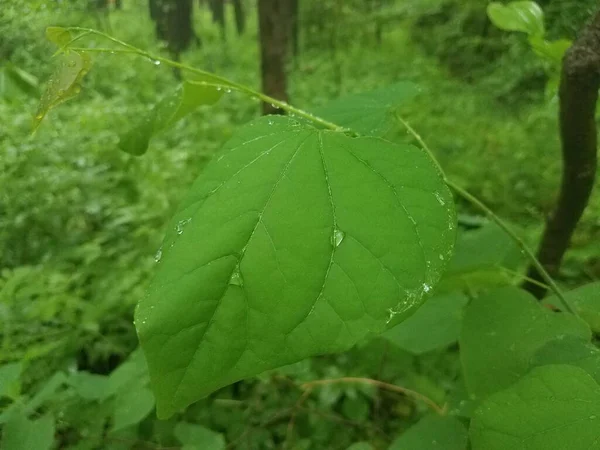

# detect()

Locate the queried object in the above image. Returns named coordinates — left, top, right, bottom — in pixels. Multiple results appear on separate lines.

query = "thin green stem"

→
left=395, top=113, right=577, bottom=315
left=65, top=28, right=345, bottom=132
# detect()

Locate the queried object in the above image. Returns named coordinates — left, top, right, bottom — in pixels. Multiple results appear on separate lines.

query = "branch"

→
left=523, top=10, right=600, bottom=298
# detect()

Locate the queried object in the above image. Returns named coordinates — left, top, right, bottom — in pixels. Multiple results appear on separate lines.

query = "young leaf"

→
left=531, top=337, right=600, bottom=384
left=33, top=51, right=91, bottom=130
left=136, top=116, right=456, bottom=418
left=388, top=414, right=468, bottom=450
left=383, top=292, right=468, bottom=354
left=118, top=79, right=226, bottom=156
left=470, top=365, right=600, bottom=450
left=528, top=36, right=571, bottom=64
left=45, top=27, right=73, bottom=48
left=112, top=384, right=155, bottom=431
left=544, top=281, right=600, bottom=333
left=460, top=287, right=590, bottom=398
left=174, top=422, right=226, bottom=450
left=310, top=82, right=420, bottom=136
left=487, top=1, right=545, bottom=36
left=0, top=413, right=55, bottom=450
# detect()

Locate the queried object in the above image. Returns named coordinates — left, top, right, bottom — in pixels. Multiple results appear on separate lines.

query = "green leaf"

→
left=22, top=372, right=68, bottom=416
left=388, top=414, right=468, bottom=450
left=531, top=337, right=600, bottom=384
left=33, top=51, right=91, bottom=130
left=341, top=394, right=370, bottom=421
left=0, top=413, right=55, bottom=450
left=69, top=371, right=110, bottom=401
left=384, top=293, right=468, bottom=354
left=487, top=1, right=545, bottom=36
left=347, top=443, right=374, bottom=450
left=311, top=82, right=420, bottom=136
left=3, top=63, right=39, bottom=98
left=470, top=365, right=600, bottom=450
left=0, top=362, right=22, bottom=400
left=118, top=79, right=227, bottom=156
left=528, top=36, right=571, bottom=64
left=106, top=349, right=149, bottom=396
left=112, top=384, right=155, bottom=431
left=545, top=282, right=600, bottom=333
left=45, top=27, right=73, bottom=48
left=136, top=116, right=456, bottom=418
left=460, top=287, right=590, bottom=398
left=174, top=422, right=226, bottom=450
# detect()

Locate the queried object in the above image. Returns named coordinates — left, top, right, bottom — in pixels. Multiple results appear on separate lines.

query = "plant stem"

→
left=395, top=114, right=577, bottom=315
left=65, top=27, right=345, bottom=132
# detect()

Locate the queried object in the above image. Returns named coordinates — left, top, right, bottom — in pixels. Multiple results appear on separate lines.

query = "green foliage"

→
left=388, top=414, right=468, bottom=450
left=136, top=114, right=455, bottom=417
left=470, top=365, right=600, bottom=450
left=460, top=287, right=590, bottom=398
left=487, top=2, right=545, bottom=36
left=545, top=282, right=600, bottom=332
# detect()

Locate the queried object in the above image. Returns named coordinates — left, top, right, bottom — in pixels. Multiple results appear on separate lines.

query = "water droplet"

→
left=331, top=229, right=345, bottom=248
left=225, top=88, right=232, bottom=93
left=229, top=267, right=244, bottom=287
left=439, top=254, right=444, bottom=261
left=268, top=120, right=274, bottom=125
left=154, top=248, right=162, bottom=263
left=590, top=415, right=597, bottom=420
left=422, top=283, right=431, bottom=293
left=175, top=218, right=192, bottom=235
left=153, top=60, right=161, bottom=65
left=434, top=192, right=445, bottom=206
left=216, top=86, right=222, bottom=91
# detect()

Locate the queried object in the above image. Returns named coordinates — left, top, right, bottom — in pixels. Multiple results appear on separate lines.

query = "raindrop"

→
left=422, top=283, right=431, bottom=293
left=439, top=254, right=444, bottom=261
left=216, top=86, right=222, bottom=91
left=176, top=218, right=192, bottom=235
left=268, top=120, right=274, bottom=125
left=434, top=192, right=445, bottom=206
left=229, top=267, right=244, bottom=287
left=590, top=415, right=597, bottom=420
left=225, top=88, right=232, bottom=93
left=153, top=60, right=161, bottom=66
left=331, top=229, right=345, bottom=248
left=154, top=248, right=162, bottom=263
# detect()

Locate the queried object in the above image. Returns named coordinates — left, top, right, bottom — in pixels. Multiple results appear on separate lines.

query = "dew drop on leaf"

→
left=229, top=268, right=244, bottom=287
left=154, top=248, right=162, bottom=263
left=175, top=218, right=192, bottom=235
left=331, top=229, right=345, bottom=248
left=434, top=192, right=445, bottom=206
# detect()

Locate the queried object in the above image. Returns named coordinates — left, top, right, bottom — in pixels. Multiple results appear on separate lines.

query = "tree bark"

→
left=232, top=0, right=246, bottom=35
left=291, top=0, right=299, bottom=57
left=258, top=0, right=292, bottom=115
left=209, top=0, right=226, bottom=40
left=148, top=0, right=196, bottom=62
left=523, top=10, right=600, bottom=298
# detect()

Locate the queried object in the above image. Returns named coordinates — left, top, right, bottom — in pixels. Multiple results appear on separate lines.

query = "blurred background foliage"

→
left=1, top=0, right=599, bottom=448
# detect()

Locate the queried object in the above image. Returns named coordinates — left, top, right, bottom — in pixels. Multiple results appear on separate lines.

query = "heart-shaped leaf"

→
left=136, top=116, right=456, bottom=418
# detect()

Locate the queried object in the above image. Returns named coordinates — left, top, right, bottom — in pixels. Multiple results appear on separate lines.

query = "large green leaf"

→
left=487, top=1, right=545, bottom=36
left=531, top=337, right=600, bottom=384
left=388, top=414, right=468, bottom=450
left=311, top=82, right=420, bottom=136
left=545, top=281, right=600, bottom=333
left=174, top=422, right=225, bottom=450
left=470, top=365, right=600, bottom=450
left=384, top=292, right=468, bottom=354
left=460, top=287, right=589, bottom=398
left=0, top=413, right=55, bottom=450
left=136, top=116, right=456, bottom=418
left=112, top=384, right=155, bottom=431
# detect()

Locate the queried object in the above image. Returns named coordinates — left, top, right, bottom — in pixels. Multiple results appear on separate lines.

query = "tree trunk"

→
left=291, top=0, right=299, bottom=57
left=148, top=0, right=196, bottom=63
left=232, top=0, right=246, bottom=35
left=258, top=0, right=292, bottom=115
left=209, top=0, right=226, bottom=40
left=523, top=10, right=600, bottom=298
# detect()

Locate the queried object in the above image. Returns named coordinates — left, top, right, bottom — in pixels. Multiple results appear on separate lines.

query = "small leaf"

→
left=112, top=384, right=155, bottom=431
left=487, top=1, right=545, bottom=36
left=33, top=51, right=91, bottom=130
left=388, top=414, right=468, bottom=450
left=106, top=349, right=149, bottom=396
left=544, top=281, right=600, bottom=333
left=0, top=362, right=22, bottom=400
left=174, top=422, right=226, bottom=450
left=470, top=365, right=600, bottom=450
left=531, top=336, right=600, bottom=384
left=460, top=287, right=590, bottom=398
left=0, top=413, right=55, bottom=450
left=311, top=82, right=420, bottom=136
left=528, top=36, right=571, bottom=64
left=45, top=27, right=73, bottom=48
left=69, top=371, right=110, bottom=401
left=136, top=116, right=456, bottom=418
left=118, top=78, right=228, bottom=156
left=384, top=293, right=468, bottom=354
